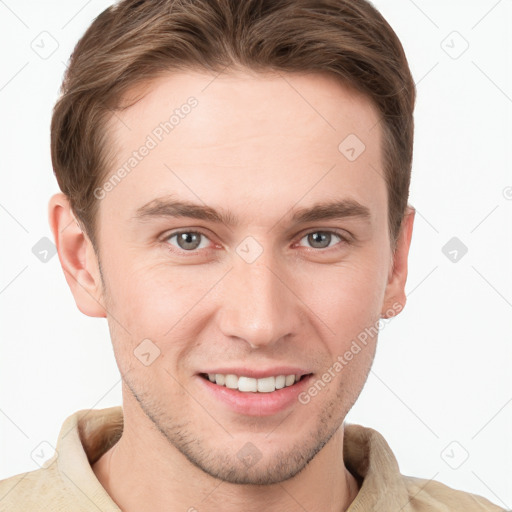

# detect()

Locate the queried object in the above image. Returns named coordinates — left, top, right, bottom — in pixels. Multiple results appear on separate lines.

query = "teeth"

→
left=225, top=374, right=238, bottom=389
left=257, top=376, right=275, bottom=393
left=206, top=373, right=302, bottom=393
left=275, top=375, right=286, bottom=389
left=285, top=375, right=295, bottom=387
left=238, top=376, right=258, bottom=392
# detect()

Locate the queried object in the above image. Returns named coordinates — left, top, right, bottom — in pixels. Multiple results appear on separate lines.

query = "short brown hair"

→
left=51, top=0, right=415, bottom=251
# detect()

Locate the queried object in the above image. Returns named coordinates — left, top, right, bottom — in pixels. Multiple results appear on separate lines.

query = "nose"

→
left=216, top=249, right=299, bottom=349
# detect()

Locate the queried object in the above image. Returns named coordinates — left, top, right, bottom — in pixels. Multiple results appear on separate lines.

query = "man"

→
left=0, top=0, right=504, bottom=510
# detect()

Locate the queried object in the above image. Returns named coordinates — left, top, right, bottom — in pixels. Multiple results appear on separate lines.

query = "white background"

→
left=0, top=0, right=511, bottom=508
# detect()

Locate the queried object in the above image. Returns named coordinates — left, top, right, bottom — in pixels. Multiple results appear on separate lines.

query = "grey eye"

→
left=168, top=231, right=209, bottom=251
left=301, top=231, right=341, bottom=249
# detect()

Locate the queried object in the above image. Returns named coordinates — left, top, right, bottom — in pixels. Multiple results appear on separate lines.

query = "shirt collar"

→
left=52, top=406, right=413, bottom=511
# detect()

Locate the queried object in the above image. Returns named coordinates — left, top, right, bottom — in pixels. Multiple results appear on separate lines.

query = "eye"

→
left=162, top=229, right=349, bottom=255
left=165, top=231, right=211, bottom=252
left=297, top=230, right=347, bottom=250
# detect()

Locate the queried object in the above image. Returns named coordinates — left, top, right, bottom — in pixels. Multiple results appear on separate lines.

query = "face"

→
left=92, top=69, right=401, bottom=484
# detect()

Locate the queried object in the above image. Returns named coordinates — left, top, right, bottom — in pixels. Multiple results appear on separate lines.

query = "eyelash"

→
left=161, top=229, right=351, bottom=255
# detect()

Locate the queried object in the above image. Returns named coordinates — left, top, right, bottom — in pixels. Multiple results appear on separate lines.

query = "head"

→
left=49, top=0, right=415, bottom=485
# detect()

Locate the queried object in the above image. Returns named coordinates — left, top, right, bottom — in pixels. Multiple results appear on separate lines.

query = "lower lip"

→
left=197, top=374, right=313, bottom=416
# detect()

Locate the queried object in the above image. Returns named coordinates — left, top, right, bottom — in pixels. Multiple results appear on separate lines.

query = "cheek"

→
left=289, top=253, right=389, bottom=388
left=102, top=264, right=209, bottom=383
left=297, top=257, right=387, bottom=331
left=103, top=258, right=224, bottom=345
left=297, top=265, right=383, bottom=407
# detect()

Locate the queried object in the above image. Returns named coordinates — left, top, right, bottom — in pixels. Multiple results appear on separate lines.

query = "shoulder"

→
left=403, top=474, right=506, bottom=511
left=0, top=406, right=123, bottom=511
left=0, top=460, right=68, bottom=511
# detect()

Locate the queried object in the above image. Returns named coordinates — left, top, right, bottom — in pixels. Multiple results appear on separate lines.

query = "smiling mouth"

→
left=199, top=373, right=312, bottom=393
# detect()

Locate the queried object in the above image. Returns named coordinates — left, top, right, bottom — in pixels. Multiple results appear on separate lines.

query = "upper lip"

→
left=199, top=367, right=312, bottom=379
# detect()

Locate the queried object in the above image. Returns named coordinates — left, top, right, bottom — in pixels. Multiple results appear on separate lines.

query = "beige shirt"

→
left=0, top=406, right=504, bottom=511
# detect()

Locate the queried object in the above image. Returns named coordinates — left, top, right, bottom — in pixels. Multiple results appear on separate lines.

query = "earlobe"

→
left=48, top=192, right=106, bottom=318
left=380, top=206, right=415, bottom=318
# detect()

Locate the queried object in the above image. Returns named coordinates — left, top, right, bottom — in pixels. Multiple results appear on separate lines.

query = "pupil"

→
left=310, top=232, right=329, bottom=248
left=179, top=232, right=199, bottom=250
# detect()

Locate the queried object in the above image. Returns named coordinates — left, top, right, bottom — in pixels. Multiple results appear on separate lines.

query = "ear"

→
left=48, top=192, right=106, bottom=318
left=381, top=206, right=415, bottom=318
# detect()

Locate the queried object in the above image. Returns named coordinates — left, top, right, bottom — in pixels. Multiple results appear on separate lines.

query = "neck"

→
left=92, top=396, right=359, bottom=512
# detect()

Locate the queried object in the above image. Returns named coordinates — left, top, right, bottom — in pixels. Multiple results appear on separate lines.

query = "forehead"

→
left=100, top=69, right=385, bottom=228
left=112, top=69, right=380, bottom=146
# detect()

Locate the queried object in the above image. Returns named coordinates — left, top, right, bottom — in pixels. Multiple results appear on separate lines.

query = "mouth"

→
left=199, top=372, right=312, bottom=393
left=197, top=370, right=314, bottom=416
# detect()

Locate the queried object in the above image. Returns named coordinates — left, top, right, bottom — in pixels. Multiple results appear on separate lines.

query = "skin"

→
left=49, top=69, right=414, bottom=512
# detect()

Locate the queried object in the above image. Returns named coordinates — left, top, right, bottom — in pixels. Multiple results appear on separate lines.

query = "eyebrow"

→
left=132, top=195, right=372, bottom=227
